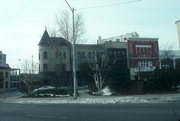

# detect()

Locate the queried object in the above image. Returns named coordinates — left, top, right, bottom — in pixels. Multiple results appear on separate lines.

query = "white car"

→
left=33, top=85, right=55, bottom=93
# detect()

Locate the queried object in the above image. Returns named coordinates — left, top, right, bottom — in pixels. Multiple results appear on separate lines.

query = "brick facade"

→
left=127, top=37, right=159, bottom=80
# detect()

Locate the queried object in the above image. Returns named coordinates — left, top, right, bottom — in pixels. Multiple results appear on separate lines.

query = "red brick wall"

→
left=128, top=40, right=159, bottom=68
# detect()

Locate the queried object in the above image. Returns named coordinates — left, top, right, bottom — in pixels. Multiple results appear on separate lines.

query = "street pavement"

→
left=0, top=103, right=180, bottom=121
left=1, top=90, right=180, bottom=121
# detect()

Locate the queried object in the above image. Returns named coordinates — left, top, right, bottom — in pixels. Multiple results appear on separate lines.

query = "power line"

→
left=77, top=0, right=142, bottom=10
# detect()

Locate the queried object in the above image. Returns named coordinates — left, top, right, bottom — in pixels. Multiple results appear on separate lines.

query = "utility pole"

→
left=173, top=57, right=176, bottom=69
left=65, top=0, right=77, bottom=99
left=3, top=72, right=7, bottom=99
left=32, top=55, right=34, bottom=73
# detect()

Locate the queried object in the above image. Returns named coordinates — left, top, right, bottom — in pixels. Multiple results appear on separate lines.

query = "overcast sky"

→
left=0, top=0, right=180, bottom=67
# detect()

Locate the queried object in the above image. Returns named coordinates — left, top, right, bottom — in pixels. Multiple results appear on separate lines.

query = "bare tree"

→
left=20, top=60, right=38, bottom=74
left=49, top=28, right=58, bottom=37
left=91, top=54, right=106, bottom=91
left=19, top=59, right=38, bottom=96
left=93, top=51, right=125, bottom=91
left=80, top=49, right=129, bottom=92
left=160, top=43, right=174, bottom=59
left=159, top=43, right=175, bottom=69
left=81, top=52, right=109, bottom=91
left=55, top=10, right=86, bottom=44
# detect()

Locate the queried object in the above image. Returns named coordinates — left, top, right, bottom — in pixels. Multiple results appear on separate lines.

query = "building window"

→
left=148, top=52, right=152, bottom=56
left=78, top=52, right=86, bottom=59
left=63, top=52, right=66, bottom=59
left=97, top=52, right=100, bottom=57
left=43, top=52, right=48, bottom=59
left=137, top=47, right=140, bottom=51
left=43, top=64, right=48, bottom=72
left=5, top=72, right=8, bottom=79
left=4, top=55, right=6, bottom=63
left=109, top=51, right=113, bottom=56
left=56, top=51, right=62, bottom=59
left=55, top=64, right=60, bottom=71
left=0, top=72, right=3, bottom=81
left=148, top=48, right=152, bottom=55
left=88, top=52, right=91, bottom=59
left=117, top=51, right=120, bottom=56
left=82, top=52, right=85, bottom=59
left=101, top=52, right=103, bottom=56
left=144, top=48, right=147, bottom=55
left=62, top=64, right=66, bottom=71
left=92, top=52, right=95, bottom=58
left=136, top=47, right=140, bottom=55
left=141, top=48, right=144, bottom=55
left=78, top=52, right=81, bottom=59
left=138, top=61, right=152, bottom=67
left=55, top=64, right=66, bottom=71
left=55, top=51, right=58, bottom=58
left=59, top=52, right=62, bottom=58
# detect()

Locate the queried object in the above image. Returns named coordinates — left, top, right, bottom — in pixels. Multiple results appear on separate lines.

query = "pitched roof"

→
left=38, top=30, right=71, bottom=45
left=50, top=37, right=71, bottom=45
left=175, top=20, right=180, bottom=24
left=0, top=63, right=10, bottom=69
left=39, top=30, right=50, bottom=45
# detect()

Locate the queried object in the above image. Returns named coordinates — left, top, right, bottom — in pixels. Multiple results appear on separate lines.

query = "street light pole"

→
left=65, top=0, right=77, bottom=99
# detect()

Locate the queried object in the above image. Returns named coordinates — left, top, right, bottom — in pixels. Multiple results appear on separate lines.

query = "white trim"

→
left=136, top=45, right=151, bottom=48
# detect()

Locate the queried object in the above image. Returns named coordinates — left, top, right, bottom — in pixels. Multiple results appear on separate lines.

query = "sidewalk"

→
left=0, top=89, right=24, bottom=102
left=1, top=91, right=180, bottom=104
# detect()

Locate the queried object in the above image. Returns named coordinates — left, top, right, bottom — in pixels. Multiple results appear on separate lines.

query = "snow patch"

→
left=93, top=86, right=114, bottom=96
left=2, top=93, right=180, bottom=104
left=1, top=90, right=180, bottom=104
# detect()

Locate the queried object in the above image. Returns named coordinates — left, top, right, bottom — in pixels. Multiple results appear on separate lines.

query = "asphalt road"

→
left=0, top=103, right=180, bottom=121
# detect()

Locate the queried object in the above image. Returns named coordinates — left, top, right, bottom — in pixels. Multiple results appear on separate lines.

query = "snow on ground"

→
left=92, top=86, right=115, bottom=96
left=1, top=93, right=180, bottom=104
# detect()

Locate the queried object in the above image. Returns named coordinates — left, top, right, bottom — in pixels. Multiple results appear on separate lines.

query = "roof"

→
left=128, top=37, right=159, bottom=41
left=50, top=37, right=71, bottom=45
left=75, top=44, right=103, bottom=50
left=0, top=63, right=10, bottom=69
left=38, top=30, right=71, bottom=45
left=175, top=20, right=180, bottom=24
left=75, top=44, right=101, bottom=47
left=39, top=30, right=49, bottom=44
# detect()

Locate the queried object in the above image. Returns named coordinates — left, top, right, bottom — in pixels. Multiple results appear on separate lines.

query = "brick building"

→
left=127, top=37, right=159, bottom=80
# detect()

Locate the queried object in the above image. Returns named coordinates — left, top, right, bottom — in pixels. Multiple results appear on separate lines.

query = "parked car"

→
left=33, top=85, right=55, bottom=93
